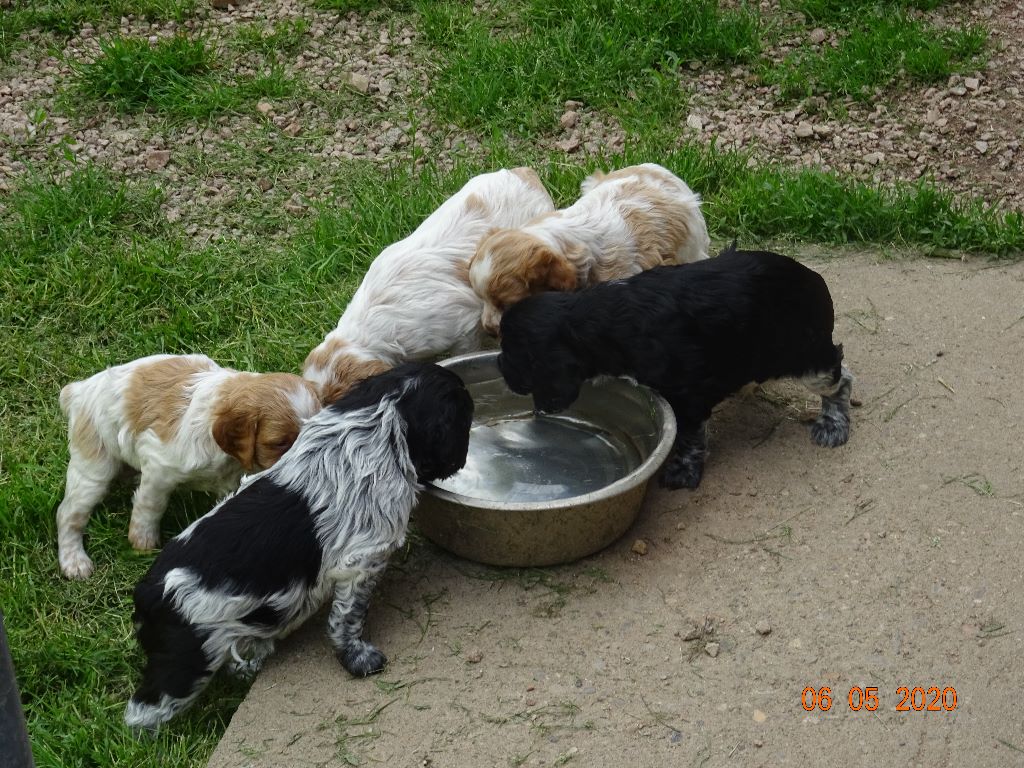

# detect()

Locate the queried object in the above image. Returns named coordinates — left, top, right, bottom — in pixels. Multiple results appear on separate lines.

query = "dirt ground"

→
left=207, top=252, right=1024, bottom=768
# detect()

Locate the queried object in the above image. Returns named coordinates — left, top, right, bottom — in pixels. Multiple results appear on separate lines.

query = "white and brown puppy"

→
left=469, top=162, right=711, bottom=335
left=56, top=354, right=321, bottom=579
left=303, top=167, right=555, bottom=403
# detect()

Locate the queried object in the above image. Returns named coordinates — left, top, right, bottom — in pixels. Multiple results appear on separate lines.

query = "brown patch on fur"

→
left=303, top=336, right=347, bottom=379
left=586, top=164, right=670, bottom=192
left=510, top=166, right=548, bottom=195
left=319, top=355, right=392, bottom=405
left=454, top=257, right=472, bottom=286
left=125, top=356, right=217, bottom=442
left=464, top=193, right=490, bottom=217
left=69, top=412, right=106, bottom=463
left=620, top=182, right=694, bottom=268
left=212, top=373, right=318, bottom=471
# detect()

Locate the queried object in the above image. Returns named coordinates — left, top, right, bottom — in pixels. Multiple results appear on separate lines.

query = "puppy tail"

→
left=716, top=239, right=739, bottom=259
left=579, top=169, right=607, bottom=196
left=59, top=382, right=81, bottom=417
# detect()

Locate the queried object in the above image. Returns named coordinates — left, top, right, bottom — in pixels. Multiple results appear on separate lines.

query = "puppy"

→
left=124, top=362, right=474, bottom=732
left=469, top=163, right=710, bottom=335
left=497, top=244, right=854, bottom=489
left=56, top=354, right=321, bottom=579
left=303, top=167, right=555, bottom=403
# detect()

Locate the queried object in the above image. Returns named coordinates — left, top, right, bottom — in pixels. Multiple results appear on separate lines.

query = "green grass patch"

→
left=792, top=0, right=947, bottom=24
left=0, top=0, right=196, bottom=39
left=69, top=33, right=297, bottom=117
left=233, top=18, right=309, bottom=56
left=769, top=8, right=986, bottom=101
left=418, top=0, right=761, bottom=134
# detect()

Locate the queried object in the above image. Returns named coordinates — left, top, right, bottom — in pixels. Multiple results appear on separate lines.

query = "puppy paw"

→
left=659, top=455, right=704, bottom=490
left=227, top=639, right=275, bottom=679
left=59, top=549, right=94, bottom=580
left=811, top=415, right=850, bottom=448
left=128, top=523, right=161, bottom=551
left=337, top=642, right=387, bottom=678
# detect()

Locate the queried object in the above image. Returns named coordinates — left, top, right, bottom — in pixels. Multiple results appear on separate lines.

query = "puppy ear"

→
left=212, top=407, right=258, bottom=472
left=395, top=370, right=474, bottom=483
left=526, top=245, right=577, bottom=293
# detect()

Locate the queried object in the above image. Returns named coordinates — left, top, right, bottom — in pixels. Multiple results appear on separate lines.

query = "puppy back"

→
left=124, top=355, right=219, bottom=442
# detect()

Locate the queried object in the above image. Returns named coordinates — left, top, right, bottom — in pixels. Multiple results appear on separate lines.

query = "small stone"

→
left=211, top=0, right=233, bottom=9
left=923, top=107, right=940, bottom=124
left=525, top=697, right=537, bottom=707
left=862, top=151, right=884, bottom=165
left=377, top=79, right=394, bottom=97
left=556, top=135, right=581, bottom=153
left=704, top=642, right=720, bottom=658
left=975, top=140, right=988, bottom=154
left=679, top=625, right=702, bottom=641
left=345, top=72, right=370, bottom=94
left=256, top=101, right=273, bottom=116
left=284, top=193, right=307, bottom=215
left=283, top=121, right=302, bottom=137
left=144, top=149, right=170, bottom=170
left=466, top=650, right=483, bottom=664
left=257, top=177, right=273, bottom=192
left=165, top=208, right=181, bottom=223
left=564, top=99, right=584, bottom=109
left=949, top=86, right=967, bottom=96
left=686, top=114, right=703, bottom=132
left=148, top=35, right=159, bottom=46
left=964, top=77, right=980, bottom=91
left=754, top=739, right=764, bottom=748
left=560, top=110, right=579, bottom=129
left=813, top=124, right=833, bottom=137
left=808, top=28, right=827, bottom=45
left=753, top=709, right=767, bottom=723
left=795, top=122, right=814, bottom=138
left=755, top=620, right=772, bottom=636
left=631, top=539, right=648, bottom=556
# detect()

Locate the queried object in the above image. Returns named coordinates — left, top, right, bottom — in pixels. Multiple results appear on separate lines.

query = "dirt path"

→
left=208, top=252, right=1024, bottom=768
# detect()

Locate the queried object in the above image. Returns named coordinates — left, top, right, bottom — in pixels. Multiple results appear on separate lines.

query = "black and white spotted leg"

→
left=326, top=564, right=388, bottom=678
left=807, top=365, right=854, bottom=448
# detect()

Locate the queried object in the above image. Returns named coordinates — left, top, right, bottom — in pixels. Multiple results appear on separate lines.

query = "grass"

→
left=1, top=0, right=196, bottom=37
left=69, top=34, right=297, bottom=118
left=233, top=18, right=309, bottom=56
left=791, top=0, right=949, bottom=23
left=418, top=0, right=761, bottom=134
left=769, top=12, right=986, bottom=101
left=0, top=0, right=196, bottom=60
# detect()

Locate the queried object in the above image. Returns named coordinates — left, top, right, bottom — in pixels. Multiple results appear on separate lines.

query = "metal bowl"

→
left=414, top=351, right=677, bottom=567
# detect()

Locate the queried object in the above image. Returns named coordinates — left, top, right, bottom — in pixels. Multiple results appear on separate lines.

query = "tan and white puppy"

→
left=56, top=354, right=321, bottom=579
left=303, top=167, right=555, bottom=403
left=469, top=163, right=711, bottom=335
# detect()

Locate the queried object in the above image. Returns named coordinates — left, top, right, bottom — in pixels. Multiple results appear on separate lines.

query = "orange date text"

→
left=801, top=686, right=958, bottom=712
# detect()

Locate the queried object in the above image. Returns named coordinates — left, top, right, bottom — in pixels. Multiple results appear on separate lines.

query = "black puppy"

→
left=498, top=244, right=853, bottom=489
left=124, top=362, right=473, bottom=732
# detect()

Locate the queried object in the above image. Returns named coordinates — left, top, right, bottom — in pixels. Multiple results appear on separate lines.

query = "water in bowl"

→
left=434, top=412, right=644, bottom=503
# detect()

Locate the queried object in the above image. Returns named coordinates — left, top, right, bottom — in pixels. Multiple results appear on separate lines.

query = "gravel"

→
left=1, top=0, right=1020, bottom=246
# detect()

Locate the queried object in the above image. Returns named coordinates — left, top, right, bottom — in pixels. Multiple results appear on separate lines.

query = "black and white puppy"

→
left=124, top=362, right=474, bottom=732
left=497, top=244, right=854, bottom=490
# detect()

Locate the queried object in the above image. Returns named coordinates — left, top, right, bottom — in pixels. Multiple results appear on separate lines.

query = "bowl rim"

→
left=424, top=350, right=678, bottom=511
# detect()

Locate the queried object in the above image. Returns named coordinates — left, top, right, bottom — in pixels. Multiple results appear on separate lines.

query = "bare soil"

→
left=208, top=253, right=1024, bottom=767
